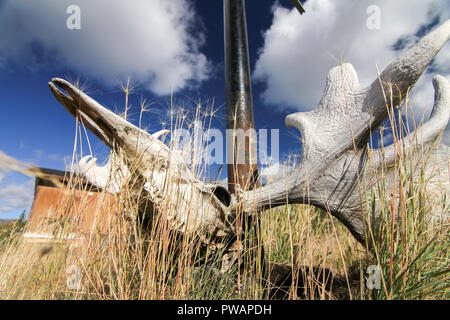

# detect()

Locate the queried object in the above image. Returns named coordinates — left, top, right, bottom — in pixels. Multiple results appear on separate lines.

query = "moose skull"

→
left=48, top=20, right=450, bottom=247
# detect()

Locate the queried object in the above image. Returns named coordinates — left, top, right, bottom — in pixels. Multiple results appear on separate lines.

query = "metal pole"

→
left=224, top=0, right=258, bottom=194
left=290, top=0, right=306, bottom=15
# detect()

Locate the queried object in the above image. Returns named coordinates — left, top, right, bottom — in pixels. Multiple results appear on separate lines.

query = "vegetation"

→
left=0, top=212, right=26, bottom=244
left=0, top=87, right=448, bottom=300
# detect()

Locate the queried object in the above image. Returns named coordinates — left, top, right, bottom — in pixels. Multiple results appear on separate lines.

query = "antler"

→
left=240, top=20, right=450, bottom=242
left=48, top=20, right=450, bottom=246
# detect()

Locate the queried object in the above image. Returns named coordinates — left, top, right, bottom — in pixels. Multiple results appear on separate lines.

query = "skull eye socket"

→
left=212, top=186, right=231, bottom=207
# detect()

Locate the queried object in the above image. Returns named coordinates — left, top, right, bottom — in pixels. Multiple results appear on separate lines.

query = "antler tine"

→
left=375, top=75, right=450, bottom=167
left=285, top=21, right=450, bottom=163
left=362, top=20, right=450, bottom=145
left=285, top=63, right=361, bottom=162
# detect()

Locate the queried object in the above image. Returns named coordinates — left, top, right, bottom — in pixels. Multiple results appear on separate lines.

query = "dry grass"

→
left=0, top=86, right=448, bottom=300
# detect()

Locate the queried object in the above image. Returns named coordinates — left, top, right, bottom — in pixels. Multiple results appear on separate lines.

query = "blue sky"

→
left=0, top=0, right=449, bottom=219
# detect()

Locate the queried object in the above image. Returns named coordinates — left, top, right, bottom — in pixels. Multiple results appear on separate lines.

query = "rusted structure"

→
left=24, top=168, right=115, bottom=242
left=223, top=1, right=305, bottom=194
left=224, top=0, right=259, bottom=193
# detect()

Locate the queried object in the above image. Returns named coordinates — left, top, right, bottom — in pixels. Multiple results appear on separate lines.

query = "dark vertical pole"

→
left=290, top=0, right=306, bottom=15
left=224, top=0, right=258, bottom=194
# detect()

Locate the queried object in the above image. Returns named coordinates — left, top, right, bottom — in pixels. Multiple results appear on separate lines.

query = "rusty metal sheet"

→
left=26, top=185, right=115, bottom=240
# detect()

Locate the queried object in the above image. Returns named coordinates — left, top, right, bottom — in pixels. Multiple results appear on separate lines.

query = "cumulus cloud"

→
left=0, top=0, right=210, bottom=95
left=0, top=172, right=34, bottom=213
left=260, top=162, right=287, bottom=177
left=259, top=155, right=300, bottom=184
left=253, top=0, right=450, bottom=138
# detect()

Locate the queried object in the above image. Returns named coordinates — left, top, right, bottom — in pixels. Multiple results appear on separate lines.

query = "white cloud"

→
left=260, top=162, right=284, bottom=177
left=0, top=0, right=210, bottom=95
left=253, top=0, right=450, bottom=138
left=0, top=176, right=34, bottom=214
left=217, top=177, right=228, bottom=189
left=260, top=161, right=294, bottom=185
left=0, top=155, right=34, bottom=214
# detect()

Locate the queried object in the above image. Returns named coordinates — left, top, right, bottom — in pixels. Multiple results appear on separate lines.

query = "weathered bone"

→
left=49, top=20, right=450, bottom=246
left=49, top=78, right=236, bottom=246
left=77, top=155, right=127, bottom=193
left=77, top=129, right=169, bottom=192
left=240, top=20, right=450, bottom=242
